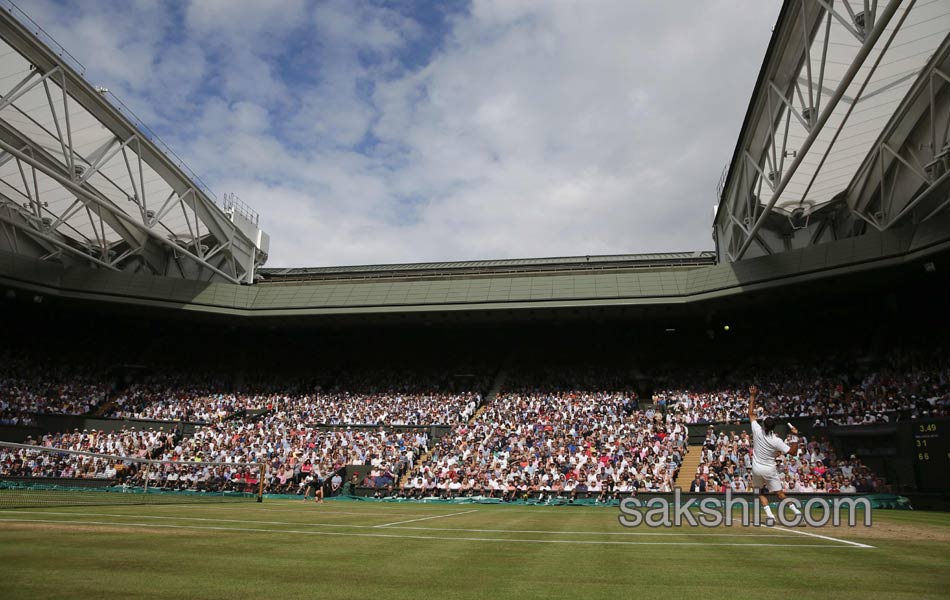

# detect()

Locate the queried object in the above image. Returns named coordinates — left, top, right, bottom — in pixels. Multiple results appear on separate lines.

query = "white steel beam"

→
left=0, top=9, right=268, bottom=283
left=733, top=0, right=904, bottom=260
left=0, top=137, right=243, bottom=284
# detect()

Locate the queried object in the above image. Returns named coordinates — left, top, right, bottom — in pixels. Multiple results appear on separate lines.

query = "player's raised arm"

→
left=748, top=385, right=758, bottom=422
left=786, top=423, right=800, bottom=456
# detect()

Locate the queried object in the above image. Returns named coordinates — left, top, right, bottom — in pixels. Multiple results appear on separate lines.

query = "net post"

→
left=257, top=463, right=265, bottom=503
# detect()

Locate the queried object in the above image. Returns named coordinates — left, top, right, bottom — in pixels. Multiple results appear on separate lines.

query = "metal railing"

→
left=104, top=91, right=220, bottom=203
left=223, top=193, right=260, bottom=226
left=0, top=0, right=85, bottom=74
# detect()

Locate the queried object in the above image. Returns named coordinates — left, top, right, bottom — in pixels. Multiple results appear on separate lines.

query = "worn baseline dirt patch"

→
left=814, top=520, right=950, bottom=543
left=0, top=520, right=197, bottom=537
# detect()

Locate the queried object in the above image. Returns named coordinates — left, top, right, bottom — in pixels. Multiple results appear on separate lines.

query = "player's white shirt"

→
left=750, top=420, right=789, bottom=472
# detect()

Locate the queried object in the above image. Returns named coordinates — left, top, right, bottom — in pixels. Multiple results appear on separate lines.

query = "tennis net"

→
left=0, top=441, right=264, bottom=508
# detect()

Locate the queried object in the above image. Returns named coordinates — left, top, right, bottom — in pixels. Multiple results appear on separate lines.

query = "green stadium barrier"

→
left=270, top=492, right=913, bottom=509
left=0, top=480, right=258, bottom=509
left=863, top=493, right=913, bottom=509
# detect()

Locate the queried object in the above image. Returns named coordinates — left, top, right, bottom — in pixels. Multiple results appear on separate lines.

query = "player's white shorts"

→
left=750, top=465, right=782, bottom=493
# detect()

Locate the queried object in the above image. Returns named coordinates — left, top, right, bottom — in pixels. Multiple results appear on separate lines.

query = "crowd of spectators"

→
left=0, top=402, right=35, bottom=426
left=656, top=352, right=949, bottom=425
left=177, top=417, right=427, bottom=495
left=26, top=427, right=178, bottom=460
left=262, top=391, right=480, bottom=426
left=0, top=408, right=428, bottom=495
left=0, top=439, right=261, bottom=494
left=688, top=426, right=884, bottom=494
left=106, top=386, right=258, bottom=423
left=7, top=347, right=946, bottom=430
left=107, top=388, right=479, bottom=426
left=0, top=360, right=483, bottom=496
left=103, top=370, right=483, bottom=427
left=400, top=381, right=690, bottom=500
left=1, top=354, right=488, bottom=429
left=3, top=351, right=943, bottom=500
left=0, top=356, right=111, bottom=421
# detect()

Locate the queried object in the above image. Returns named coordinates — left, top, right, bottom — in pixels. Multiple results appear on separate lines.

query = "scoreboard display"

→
left=913, top=421, right=950, bottom=491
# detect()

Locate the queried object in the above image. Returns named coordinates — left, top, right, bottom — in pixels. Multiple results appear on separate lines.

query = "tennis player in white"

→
left=748, top=385, right=802, bottom=524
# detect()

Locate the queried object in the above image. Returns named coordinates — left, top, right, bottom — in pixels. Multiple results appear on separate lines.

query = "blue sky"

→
left=26, top=0, right=782, bottom=267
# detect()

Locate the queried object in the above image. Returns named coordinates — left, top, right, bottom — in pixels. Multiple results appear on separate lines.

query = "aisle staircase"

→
left=472, top=366, right=507, bottom=420
left=396, top=365, right=509, bottom=489
left=92, top=398, right=116, bottom=417
left=676, top=444, right=704, bottom=489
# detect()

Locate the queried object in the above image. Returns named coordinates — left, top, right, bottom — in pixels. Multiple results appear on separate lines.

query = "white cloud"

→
left=186, top=0, right=309, bottom=35
left=20, top=0, right=782, bottom=266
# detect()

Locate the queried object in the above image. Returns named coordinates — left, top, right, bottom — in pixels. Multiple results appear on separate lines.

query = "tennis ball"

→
left=724, top=325, right=730, bottom=331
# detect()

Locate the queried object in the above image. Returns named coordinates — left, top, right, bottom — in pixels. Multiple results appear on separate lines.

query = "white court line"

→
left=0, top=510, right=804, bottom=538
left=374, top=509, right=478, bottom=528
left=772, top=525, right=875, bottom=549
left=0, top=517, right=870, bottom=548
left=257, top=501, right=635, bottom=515
left=143, top=504, right=448, bottom=518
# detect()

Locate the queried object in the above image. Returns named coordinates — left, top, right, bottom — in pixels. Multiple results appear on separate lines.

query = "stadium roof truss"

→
left=0, top=6, right=268, bottom=283
left=2, top=1, right=949, bottom=318
left=715, top=0, right=950, bottom=262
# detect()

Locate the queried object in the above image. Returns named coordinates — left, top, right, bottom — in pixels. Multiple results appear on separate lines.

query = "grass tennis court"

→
left=1, top=500, right=948, bottom=599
